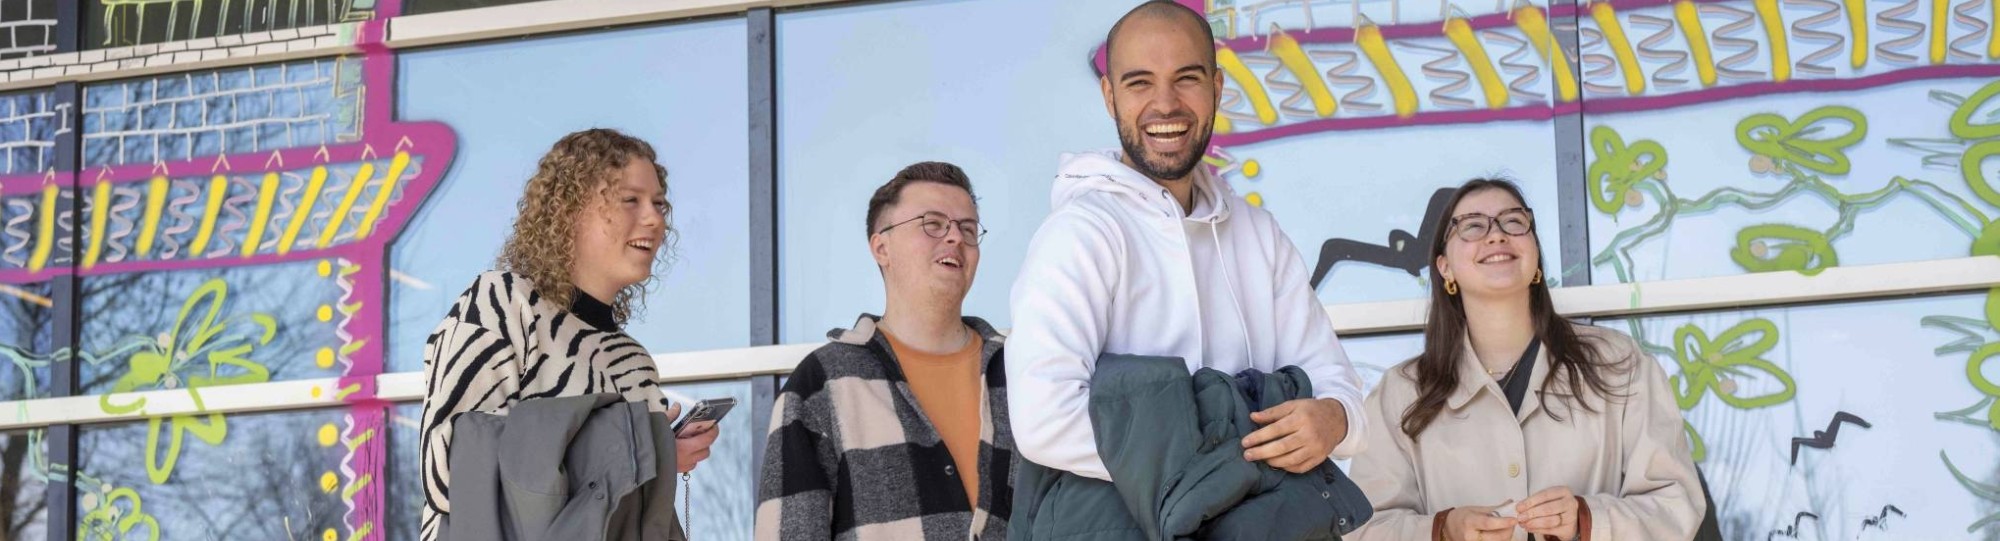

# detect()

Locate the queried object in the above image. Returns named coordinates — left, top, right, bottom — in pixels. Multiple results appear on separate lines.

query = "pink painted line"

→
left=1579, top=63, right=2000, bottom=113
left=1213, top=103, right=1575, bottom=146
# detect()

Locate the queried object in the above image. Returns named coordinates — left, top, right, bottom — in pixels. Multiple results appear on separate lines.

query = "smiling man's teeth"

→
left=1145, top=123, right=1188, bottom=135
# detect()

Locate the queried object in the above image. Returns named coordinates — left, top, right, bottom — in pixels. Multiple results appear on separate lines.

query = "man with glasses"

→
left=757, top=162, right=1013, bottom=540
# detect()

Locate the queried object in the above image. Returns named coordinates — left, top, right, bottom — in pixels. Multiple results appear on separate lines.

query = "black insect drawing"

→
left=1309, top=188, right=1453, bottom=290
left=1860, top=505, right=1904, bottom=531
left=1767, top=511, right=1819, bottom=540
left=1790, top=411, right=1871, bottom=465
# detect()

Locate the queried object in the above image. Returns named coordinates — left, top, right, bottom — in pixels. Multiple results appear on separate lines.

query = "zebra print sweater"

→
left=419, top=271, right=677, bottom=541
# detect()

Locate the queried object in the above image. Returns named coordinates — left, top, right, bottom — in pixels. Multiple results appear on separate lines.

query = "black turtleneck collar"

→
left=570, top=289, right=620, bottom=332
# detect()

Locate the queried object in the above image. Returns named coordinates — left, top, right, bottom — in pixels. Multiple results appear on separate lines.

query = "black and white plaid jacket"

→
left=756, top=314, right=1013, bottom=540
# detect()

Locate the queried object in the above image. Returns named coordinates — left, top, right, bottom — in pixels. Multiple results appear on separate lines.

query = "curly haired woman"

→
left=418, top=128, right=719, bottom=540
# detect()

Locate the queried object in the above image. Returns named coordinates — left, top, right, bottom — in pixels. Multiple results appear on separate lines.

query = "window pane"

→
left=0, top=0, right=59, bottom=60
left=0, top=88, right=58, bottom=402
left=84, top=0, right=378, bottom=49
left=386, top=402, right=421, bottom=541
left=1600, top=292, right=2000, bottom=538
left=775, top=0, right=1563, bottom=343
left=75, top=409, right=360, bottom=540
left=1, top=428, right=49, bottom=540
left=392, top=18, right=751, bottom=373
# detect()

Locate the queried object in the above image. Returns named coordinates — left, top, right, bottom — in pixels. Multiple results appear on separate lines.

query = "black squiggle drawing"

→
left=1309, top=188, right=1453, bottom=290
left=1766, top=511, right=1819, bottom=540
left=1860, top=505, right=1905, bottom=530
left=1790, top=411, right=1871, bottom=465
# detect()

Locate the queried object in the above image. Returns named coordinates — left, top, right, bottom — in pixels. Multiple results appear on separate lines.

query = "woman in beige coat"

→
left=1348, top=178, right=1704, bottom=541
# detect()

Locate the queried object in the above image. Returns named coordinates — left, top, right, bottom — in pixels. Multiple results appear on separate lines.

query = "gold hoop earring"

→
left=1533, top=269, right=1543, bottom=284
left=1444, top=279, right=1458, bottom=295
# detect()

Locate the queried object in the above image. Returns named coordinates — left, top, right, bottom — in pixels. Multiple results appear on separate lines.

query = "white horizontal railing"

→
left=3, top=255, right=1994, bottom=430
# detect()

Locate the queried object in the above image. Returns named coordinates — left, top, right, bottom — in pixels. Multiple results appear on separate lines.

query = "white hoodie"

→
left=1008, top=150, right=1367, bottom=481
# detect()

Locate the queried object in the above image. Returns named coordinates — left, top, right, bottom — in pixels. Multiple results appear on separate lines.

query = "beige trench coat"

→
left=1348, top=323, right=1704, bottom=540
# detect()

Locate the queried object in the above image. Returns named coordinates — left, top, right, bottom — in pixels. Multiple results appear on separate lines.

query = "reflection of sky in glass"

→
left=75, top=409, right=353, bottom=540
left=78, top=261, right=348, bottom=395
left=775, top=0, right=1139, bottom=342
left=392, top=18, right=751, bottom=373
left=1598, top=293, right=2000, bottom=539
left=2, top=429, right=49, bottom=541
left=82, top=58, right=362, bottom=167
left=0, top=89, right=56, bottom=176
left=386, top=379, right=757, bottom=540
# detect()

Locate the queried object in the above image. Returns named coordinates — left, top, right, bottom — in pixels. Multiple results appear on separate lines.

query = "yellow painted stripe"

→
left=1932, top=0, right=1951, bottom=64
left=1216, top=46, right=1280, bottom=126
left=1357, top=24, right=1419, bottom=117
left=26, top=184, right=56, bottom=272
left=1445, top=17, right=1510, bottom=109
left=278, top=166, right=330, bottom=255
left=242, top=172, right=280, bottom=257
left=1271, top=32, right=1337, bottom=117
left=1591, top=3, right=1647, bottom=95
left=1675, top=0, right=1720, bottom=87
left=343, top=523, right=376, bottom=541
left=1848, top=0, right=1870, bottom=67
left=1754, top=0, right=1792, bottom=81
left=136, top=176, right=167, bottom=257
left=1514, top=6, right=1579, bottom=102
left=354, top=152, right=410, bottom=239
left=317, top=163, right=376, bottom=248
left=186, top=174, right=228, bottom=258
left=84, top=180, right=111, bottom=269
left=1215, top=111, right=1234, bottom=134
left=340, top=473, right=374, bottom=500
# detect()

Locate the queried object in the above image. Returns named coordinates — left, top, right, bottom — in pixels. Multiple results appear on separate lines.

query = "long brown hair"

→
left=498, top=128, right=673, bottom=324
left=1399, top=178, right=1628, bottom=439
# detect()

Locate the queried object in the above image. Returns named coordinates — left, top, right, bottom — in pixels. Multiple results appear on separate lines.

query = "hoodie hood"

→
left=1053, top=150, right=1233, bottom=224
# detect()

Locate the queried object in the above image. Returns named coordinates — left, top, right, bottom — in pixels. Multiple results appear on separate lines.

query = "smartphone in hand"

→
left=673, top=397, right=736, bottom=437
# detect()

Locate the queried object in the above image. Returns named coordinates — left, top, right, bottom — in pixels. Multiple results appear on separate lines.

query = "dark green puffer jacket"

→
left=1012, top=354, right=1372, bottom=541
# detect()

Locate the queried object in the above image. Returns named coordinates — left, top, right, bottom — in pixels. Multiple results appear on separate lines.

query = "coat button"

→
left=945, top=465, right=956, bottom=476
left=1320, top=491, right=1331, bottom=499
left=594, top=491, right=605, bottom=501
left=587, top=481, right=597, bottom=489
left=1508, top=464, right=1521, bottom=478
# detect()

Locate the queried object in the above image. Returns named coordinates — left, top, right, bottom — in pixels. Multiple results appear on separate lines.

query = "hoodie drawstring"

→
left=1208, top=204, right=1257, bottom=369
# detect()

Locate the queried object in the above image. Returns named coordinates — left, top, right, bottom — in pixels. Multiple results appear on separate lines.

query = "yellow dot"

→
left=317, top=260, right=332, bottom=277
left=316, top=348, right=336, bottom=369
left=320, top=472, right=339, bottom=493
left=318, top=424, right=339, bottom=447
left=324, top=529, right=338, bottom=541
left=317, top=305, right=334, bottom=322
left=1245, top=192, right=1264, bottom=207
left=1242, top=159, right=1262, bottom=178
left=311, top=386, right=323, bottom=398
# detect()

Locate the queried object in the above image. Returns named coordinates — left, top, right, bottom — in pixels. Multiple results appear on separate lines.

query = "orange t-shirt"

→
left=883, top=329, right=986, bottom=507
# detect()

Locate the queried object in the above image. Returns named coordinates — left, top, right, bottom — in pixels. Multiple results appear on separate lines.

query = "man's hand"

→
left=1241, top=398, right=1349, bottom=473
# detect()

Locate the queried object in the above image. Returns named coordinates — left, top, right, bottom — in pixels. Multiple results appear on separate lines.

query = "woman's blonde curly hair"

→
left=498, top=128, right=673, bottom=325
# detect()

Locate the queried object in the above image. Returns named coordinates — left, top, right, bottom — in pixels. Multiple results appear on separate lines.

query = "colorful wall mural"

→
left=1, top=0, right=1997, bottom=539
